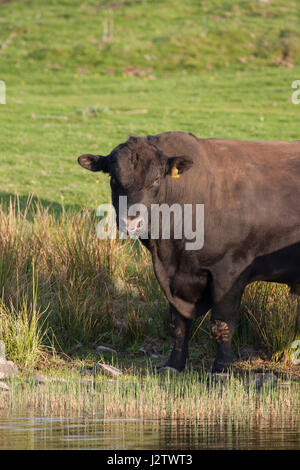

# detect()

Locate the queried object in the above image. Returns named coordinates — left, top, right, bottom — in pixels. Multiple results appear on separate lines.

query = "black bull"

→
left=78, top=131, right=300, bottom=373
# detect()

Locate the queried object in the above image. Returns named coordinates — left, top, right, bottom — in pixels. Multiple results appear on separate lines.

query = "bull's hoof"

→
left=155, top=366, right=180, bottom=375
left=212, top=361, right=233, bottom=374
left=206, top=372, right=231, bottom=390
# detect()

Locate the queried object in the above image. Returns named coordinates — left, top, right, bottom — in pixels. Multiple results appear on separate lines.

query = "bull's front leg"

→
left=160, top=304, right=192, bottom=372
left=210, top=286, right=243, bottom=373
left=210, top=318, right=236, bottom=373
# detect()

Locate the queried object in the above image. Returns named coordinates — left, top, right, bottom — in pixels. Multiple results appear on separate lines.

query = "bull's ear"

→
left=166, top=156, right=193, bottom=178
left=78, top=154, right=110, bottom=173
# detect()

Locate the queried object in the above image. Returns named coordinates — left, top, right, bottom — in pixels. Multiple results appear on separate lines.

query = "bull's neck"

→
left=160, top=174, right=205, bottom=206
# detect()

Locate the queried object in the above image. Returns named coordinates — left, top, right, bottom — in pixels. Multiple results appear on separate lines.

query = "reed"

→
left=240, top=282, right=299, bottom=361
left=0, top=370, right=298, bottom=425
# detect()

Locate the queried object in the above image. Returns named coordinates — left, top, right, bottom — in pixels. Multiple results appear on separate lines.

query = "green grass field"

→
left=0, top=0, right=299, bottom=370
left=0, top=0, right=299, bottom=210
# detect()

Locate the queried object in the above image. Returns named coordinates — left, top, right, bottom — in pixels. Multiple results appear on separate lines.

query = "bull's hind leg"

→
left=160, top=305, right=192, bottom=372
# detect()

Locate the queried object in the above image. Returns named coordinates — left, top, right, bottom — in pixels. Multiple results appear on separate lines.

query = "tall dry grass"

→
left=239, top=282, right=299, bottom=361
left=0, top=197, right=298, bottom=368
left=0, top=198, right=167, bottom=366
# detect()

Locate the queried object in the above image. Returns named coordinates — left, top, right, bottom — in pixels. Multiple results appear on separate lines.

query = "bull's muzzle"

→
left=126, top=216, right=145, bottom=237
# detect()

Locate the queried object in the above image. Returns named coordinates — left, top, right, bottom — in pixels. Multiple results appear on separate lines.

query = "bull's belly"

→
left=250, top=241, right=300, bottom=287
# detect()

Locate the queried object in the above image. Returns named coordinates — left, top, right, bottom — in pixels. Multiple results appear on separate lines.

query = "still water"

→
left=0, top=411, right=299, bottom=450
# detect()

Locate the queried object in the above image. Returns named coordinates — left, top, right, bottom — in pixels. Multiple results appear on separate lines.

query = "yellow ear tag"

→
left=171, top=166, right=180, bottom=178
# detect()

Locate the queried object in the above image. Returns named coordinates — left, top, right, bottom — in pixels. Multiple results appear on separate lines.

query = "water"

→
left=0, top=411, right=298, bottom=449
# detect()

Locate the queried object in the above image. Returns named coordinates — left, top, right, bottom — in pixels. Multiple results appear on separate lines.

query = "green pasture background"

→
left=0, top=0, right=299, bottom=210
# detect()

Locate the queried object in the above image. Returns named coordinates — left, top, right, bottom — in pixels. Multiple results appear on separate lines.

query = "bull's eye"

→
left=111, top=177, right=118, bottom=186
left=131, top=153, right=139, bottom=167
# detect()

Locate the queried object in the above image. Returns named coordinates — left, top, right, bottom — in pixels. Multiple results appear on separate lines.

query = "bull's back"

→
left=199, top=138, right=300, bottom=258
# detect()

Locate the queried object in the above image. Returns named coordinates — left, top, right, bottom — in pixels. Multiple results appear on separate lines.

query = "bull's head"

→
left=78, top=136, right=193, bottom=238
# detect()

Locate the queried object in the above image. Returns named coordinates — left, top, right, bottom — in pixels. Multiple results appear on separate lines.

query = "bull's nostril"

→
left=137, top=219, right=144, bottom=231
left=127, top=217, right=144, bottom=234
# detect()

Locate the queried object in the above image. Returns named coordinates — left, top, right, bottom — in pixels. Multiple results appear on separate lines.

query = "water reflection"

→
left=0, top=411, right=298, bottom=450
